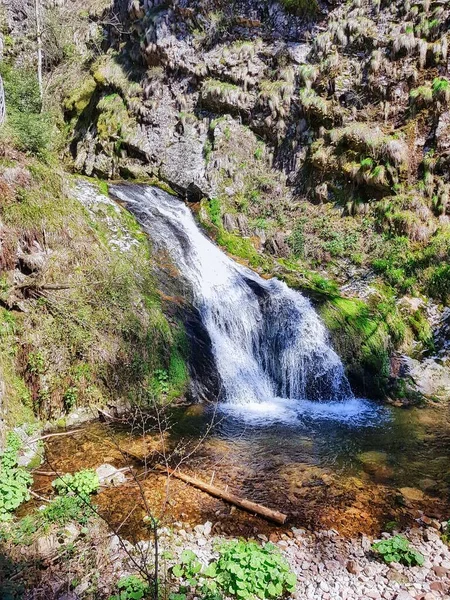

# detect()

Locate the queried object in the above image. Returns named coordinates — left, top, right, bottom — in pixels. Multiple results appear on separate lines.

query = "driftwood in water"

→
left=160, top=466, right=287, bottom=525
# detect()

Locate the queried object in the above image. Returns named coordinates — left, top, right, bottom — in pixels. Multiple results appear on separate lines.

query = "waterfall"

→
left=110, top=185, right=353, bottom=406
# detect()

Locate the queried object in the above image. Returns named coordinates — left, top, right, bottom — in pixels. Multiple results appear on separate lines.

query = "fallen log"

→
left=160, top=466, right=287, bottom=525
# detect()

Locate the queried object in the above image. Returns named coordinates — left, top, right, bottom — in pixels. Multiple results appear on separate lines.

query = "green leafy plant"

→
left=27, top=350, right=46, bottom=375
left=212, top=540, right=296, bottom=599
left=42, top=494, right=93, bottom=526
left=153, top=369, right=170, bottom=395
left=172, top=549, right=203, bottom=587
left=63, top=386, right=78, bottom=412
left=208, top=198, right=222, bottom=227
left=109, top=575, right=150, bottom=600
left=52, top=469, right=99, bottom=500
left=372, top=535, right=424, bottom=566
left=171, top=542, right=296, bottom=600
left=0, top=432, right=33, bottom=521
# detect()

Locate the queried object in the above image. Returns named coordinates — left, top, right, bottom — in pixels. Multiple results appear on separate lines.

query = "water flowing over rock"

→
left=110, top=184, right=352, bottom=405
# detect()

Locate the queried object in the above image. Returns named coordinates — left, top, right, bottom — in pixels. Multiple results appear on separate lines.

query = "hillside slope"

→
left=1, top=0, right=449, bottom=404
left=64, top=0, right=450, bottom=400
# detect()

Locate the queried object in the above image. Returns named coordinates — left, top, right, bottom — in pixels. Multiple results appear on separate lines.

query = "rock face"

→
left=60, top=0, right=450, bottom=400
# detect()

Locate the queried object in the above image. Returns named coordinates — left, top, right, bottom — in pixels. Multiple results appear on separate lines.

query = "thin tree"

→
left=35, top=0, right=43, bottom=100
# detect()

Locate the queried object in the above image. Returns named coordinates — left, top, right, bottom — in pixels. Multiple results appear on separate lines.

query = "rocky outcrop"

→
left=60, top=0, right=450, bottom=401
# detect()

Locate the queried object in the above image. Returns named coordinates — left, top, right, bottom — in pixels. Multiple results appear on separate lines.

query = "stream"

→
left=34, top=185, right=450, bottom=540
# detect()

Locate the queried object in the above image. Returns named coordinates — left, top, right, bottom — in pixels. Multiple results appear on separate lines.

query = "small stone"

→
left=347, top=560, right=361, bottom=575
left=96, top=463, right=127, bottom=486
left=197, top=538, right=207, bottom=547
left=429, top=581, right=446, bottom=593
left=432, top=565, right=448, bottom=578
left=394, top=592, right=415, bottom=600
left=257, top=534, right=268, bottom=542
left=203, top=521, right=212, bottom=536
left=361, top=535, right=372, bottom=551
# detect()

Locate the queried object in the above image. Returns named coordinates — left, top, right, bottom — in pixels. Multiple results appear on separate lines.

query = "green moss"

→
left=64, top=76, right=97, bottom=116
left=319, top=296, right=390, bottom=396
left=0, top=160, right=188, bottom=421
left=208, top=198, right=222, bottom=227
left=216, top=230, right=262, bottom=267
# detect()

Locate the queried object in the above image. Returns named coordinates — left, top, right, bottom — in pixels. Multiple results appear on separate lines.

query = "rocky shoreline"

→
left=150, top=521, right=450, bottom=600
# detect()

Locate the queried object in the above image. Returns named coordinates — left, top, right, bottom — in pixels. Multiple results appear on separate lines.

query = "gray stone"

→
left=286, top=43, right=311, bottom=64
left=96, top=464, right=127, bottom=486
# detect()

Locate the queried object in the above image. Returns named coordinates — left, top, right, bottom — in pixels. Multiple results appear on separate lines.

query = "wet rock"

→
left=358, top=451, right=394, bottom=482
left=399, top=487, right=425, bottom=503
left=96, top=464, right=127, bottom=486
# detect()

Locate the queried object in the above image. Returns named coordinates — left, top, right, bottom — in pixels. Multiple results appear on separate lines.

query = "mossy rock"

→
left=319, top=296, right=390, bottom=397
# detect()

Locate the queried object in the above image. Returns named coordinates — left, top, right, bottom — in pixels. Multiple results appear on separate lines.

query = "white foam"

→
left=219, top=396, right=388, bottom=427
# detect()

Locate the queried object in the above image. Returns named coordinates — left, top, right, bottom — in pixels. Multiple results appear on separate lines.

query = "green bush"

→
left=7, top=111, right=53, bottom=156
left=288, top=220, right=305, bottom=259
left=372, top=535, right=424, bottom=566
left=212, top=540, right=296, bottom=599
left=0, top=64, right=53, bottom=156
left=171, top=541, right=296, bottom=600
left=0, top=432, right=33, bottom=521
left=52, top=468, right=99, bottom=499
left=109, top=575, right=150, bottom=600
left=1, top=65, right=41, bottom=113
left=42, top=494, right=93, bottom=526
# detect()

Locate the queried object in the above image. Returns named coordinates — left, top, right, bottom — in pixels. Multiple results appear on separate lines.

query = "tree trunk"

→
left=161, top=466, right=288, bottom=525
left=35, top=0, right=43, bottom=100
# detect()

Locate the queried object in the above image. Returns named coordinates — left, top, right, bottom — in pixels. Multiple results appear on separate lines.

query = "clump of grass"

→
left=330, top=124, right=409, bottom=166
left=280, top=0, right=319, bottom=16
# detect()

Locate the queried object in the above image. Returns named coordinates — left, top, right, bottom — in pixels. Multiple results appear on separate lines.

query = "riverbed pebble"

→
left=148, top=521, right=450, bottom=600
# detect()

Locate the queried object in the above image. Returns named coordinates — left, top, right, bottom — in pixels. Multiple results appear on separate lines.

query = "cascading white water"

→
left=110, top=184, right=353, bottom=406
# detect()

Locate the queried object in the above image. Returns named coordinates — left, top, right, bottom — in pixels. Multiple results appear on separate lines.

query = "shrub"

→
left=0, top=432, right=33, bottom=521
left=109, top=575, right=150, bottom=600
left=7, top=111, right=53, bottom=156
left=0, top=64, right=53, bottom=156
left=171, top=542, right=297, bottom=600
left=41, top=494, right=93, bottom=526
left=52, top=469, right=99, bottom=499
left=372, top=535, right=424, bottom=566
left=63, top=386, right=78, bottom=412
left=288, top=220, right=305, bottom=258
left=208, top=198, right=222, bottom=227
left=212, top=540, right=296, bottom=599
